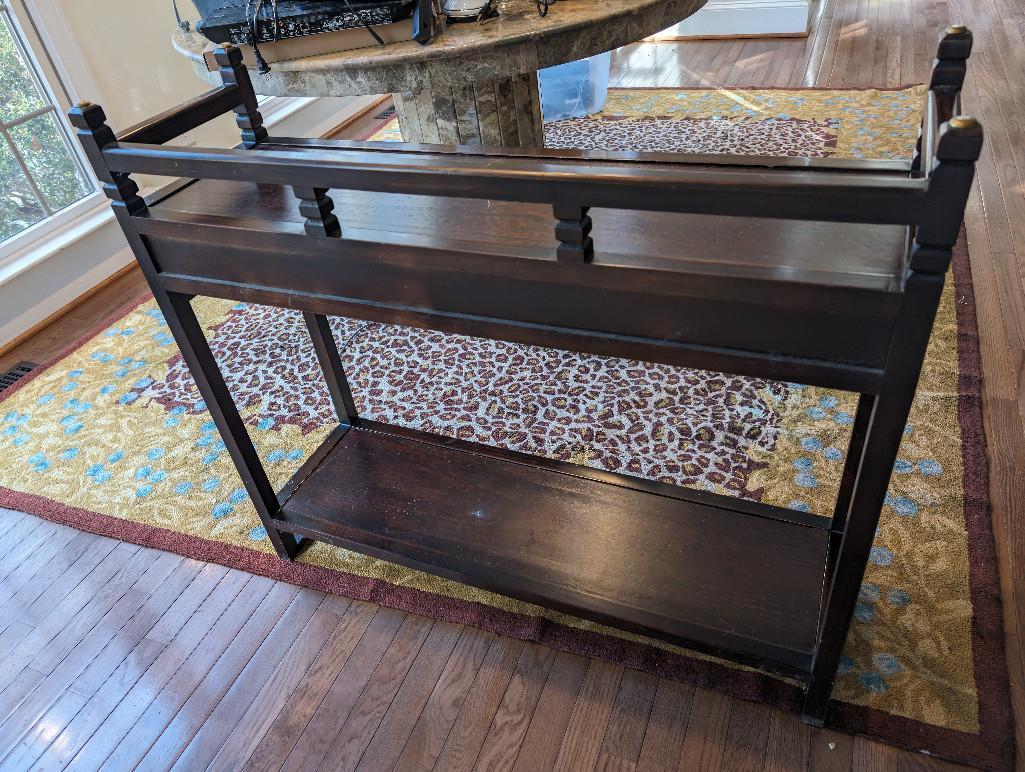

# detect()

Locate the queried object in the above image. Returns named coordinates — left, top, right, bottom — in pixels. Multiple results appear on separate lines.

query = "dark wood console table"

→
left=70, top=33, right=979, bottom=725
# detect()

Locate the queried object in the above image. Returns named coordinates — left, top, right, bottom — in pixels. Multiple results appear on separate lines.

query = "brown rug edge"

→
left=0, top=245, right=1012, bottom=771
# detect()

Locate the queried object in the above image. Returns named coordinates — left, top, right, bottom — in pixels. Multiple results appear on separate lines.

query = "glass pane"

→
left=0, top=11, right=46, bottom=124
left=9, top=111, right=91, bottom=213
left=0, top=135, right=45, bottom=242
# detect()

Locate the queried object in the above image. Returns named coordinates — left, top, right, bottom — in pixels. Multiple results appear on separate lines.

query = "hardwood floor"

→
left=0, top=0, right=1021, bottom=766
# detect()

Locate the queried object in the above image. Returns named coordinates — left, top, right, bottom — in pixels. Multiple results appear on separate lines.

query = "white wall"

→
left=0, top=0, right=370, bottom=352
left=670, top=0, right=812, bottom=37
left=49, top=0, right=239, bottom=145
left=0, top=209, right=131, bottom=348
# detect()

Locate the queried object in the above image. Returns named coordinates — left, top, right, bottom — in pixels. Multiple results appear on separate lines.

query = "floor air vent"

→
left=0, top=362, right=37, bottom=394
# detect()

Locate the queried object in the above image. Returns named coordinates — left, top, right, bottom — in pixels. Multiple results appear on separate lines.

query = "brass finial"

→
left=946, top=24, right=968, bottom=34
left=949, top=116, right=979, bottom=130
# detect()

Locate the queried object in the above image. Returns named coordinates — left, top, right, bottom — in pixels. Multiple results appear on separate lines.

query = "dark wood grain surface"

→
left=279, top=426, right=826, bottom=669
left=153, top=179, right=911, bottom=291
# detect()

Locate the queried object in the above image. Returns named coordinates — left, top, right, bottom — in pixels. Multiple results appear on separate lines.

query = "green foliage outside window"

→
left=1, top=10, right=92, bottom=245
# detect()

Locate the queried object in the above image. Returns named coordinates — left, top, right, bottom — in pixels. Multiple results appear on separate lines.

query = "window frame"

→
left=0, top=0, right=380, bottom=280
left=0, top=0, right=105, bottom=268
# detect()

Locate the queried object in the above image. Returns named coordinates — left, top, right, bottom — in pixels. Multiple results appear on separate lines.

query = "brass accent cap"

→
left=946, top=24, right=968, bottom=34
left=949, top=115, right=979, bottom=130
left=75, top=99, right=92, bottom=108
left=220, top=42, right=235, bottom=48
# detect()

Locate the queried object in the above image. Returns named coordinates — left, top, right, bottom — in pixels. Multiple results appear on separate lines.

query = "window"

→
left=1, top=0, right=93, bottom=247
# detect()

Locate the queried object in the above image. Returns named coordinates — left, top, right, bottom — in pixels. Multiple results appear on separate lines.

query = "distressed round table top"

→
left=173, top=0, right=707, bottom=97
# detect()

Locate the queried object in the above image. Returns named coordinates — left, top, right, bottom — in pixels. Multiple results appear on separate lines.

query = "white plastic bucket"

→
left=538, top=51, right=612, bottom=121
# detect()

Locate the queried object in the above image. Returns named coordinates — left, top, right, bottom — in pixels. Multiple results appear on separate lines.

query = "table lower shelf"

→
left=275, top=423, right=830, bottom=677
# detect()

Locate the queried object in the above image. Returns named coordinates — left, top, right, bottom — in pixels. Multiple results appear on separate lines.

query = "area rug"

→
left=0, top=87, right=1013, bottom=770
left=362, top=85, right=928, bottom=159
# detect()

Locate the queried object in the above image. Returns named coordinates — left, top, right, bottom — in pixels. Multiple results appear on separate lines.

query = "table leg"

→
left=393, top=71, right=544, bottom=146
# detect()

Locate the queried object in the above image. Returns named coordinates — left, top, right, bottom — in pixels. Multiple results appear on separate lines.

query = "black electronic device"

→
left=192, top=0, right=415, bottom=44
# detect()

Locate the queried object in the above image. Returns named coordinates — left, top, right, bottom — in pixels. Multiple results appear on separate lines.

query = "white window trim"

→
left=0, top=191, right=109, bottom=287
left=1, top=0, right=106, bottom=269
left=10, top=0, right=101, bottom=106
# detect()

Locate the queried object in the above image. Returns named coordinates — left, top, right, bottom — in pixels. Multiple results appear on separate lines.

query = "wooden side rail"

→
left=97, top=114, right=979, bottom=275
left=99, top=141, right=932, bottom=226
left=106, top=44, right=265, bottom=148
left=258, top=27, right=972, bottom=177
left=115, top=85, right=243, bottom=145
left=258, top=136, right=917, bottom=173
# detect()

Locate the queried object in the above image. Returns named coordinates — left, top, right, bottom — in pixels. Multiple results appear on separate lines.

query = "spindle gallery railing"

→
left=69, top=30, right=978, bottom=725
left=554, top=204, right=594, bottom=262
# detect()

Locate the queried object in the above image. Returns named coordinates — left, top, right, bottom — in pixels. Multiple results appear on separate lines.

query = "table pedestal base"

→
left=393, top=72, right=544, bottom=147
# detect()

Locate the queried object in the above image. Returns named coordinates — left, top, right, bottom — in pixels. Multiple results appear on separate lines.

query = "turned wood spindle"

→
left=913, top=25, right=973, bottom=171
left=294, top=187, right=341, bottom=237
left=910, top=115, right=983, bottom=271
left=213, top=44, right=269, bottom=148
left=934, top=23, right=971, bottom=109
left=554, top=204, right=594, bottom=263
left=68, top=101, right=147, bottom=216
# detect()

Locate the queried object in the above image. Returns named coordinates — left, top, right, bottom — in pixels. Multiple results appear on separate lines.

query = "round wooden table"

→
left=173, top=0, right=706, bottom=146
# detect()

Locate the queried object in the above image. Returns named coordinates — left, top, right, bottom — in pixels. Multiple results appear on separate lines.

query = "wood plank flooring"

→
left=0, top=0, right=1021, bottom=766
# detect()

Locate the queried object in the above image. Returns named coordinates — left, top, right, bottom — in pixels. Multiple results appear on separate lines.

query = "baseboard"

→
left=667, top=0, right=812, bottom=38
left=0, top=261, right=138, bottom=360
left=321, top=94, right=392, bottom=138
left=265, top=94, right=386, bottom=140
left=649, top=30, right=809, bottom=40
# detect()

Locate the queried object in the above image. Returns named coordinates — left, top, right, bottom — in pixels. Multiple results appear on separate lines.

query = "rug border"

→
left=822, top=238, right=1015, bottom=770
left=0, top=223, right=1013, bottom=771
